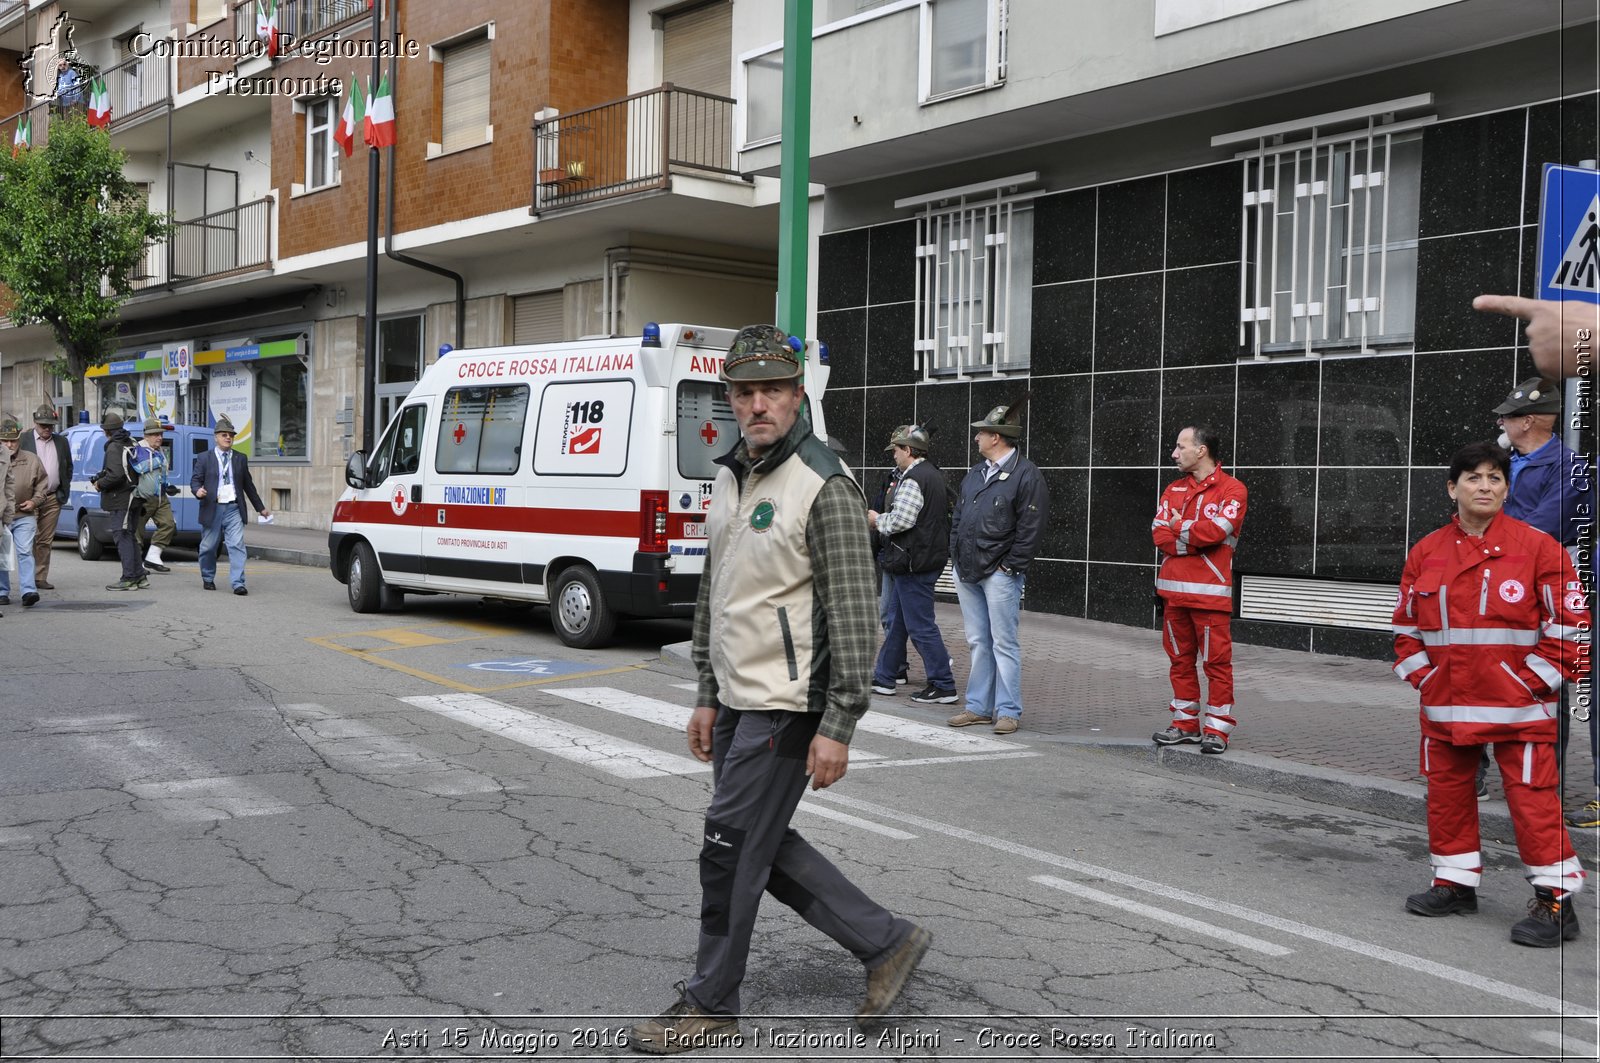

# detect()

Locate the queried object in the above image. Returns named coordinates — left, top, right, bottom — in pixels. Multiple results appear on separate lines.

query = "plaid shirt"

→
left=875, top=458, right=926, bottom=536
left=692, top=435, right=877, bottom=745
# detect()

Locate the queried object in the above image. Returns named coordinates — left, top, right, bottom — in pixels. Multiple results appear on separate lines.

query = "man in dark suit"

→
left=191, top=416, right=271, bottom=595
left=18, top=404, right=71, bottom=590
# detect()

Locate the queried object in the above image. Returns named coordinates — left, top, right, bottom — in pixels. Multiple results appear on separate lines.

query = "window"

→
left=369, top=403, right=426, bottom=483
left=823, top=0, right=901, bottom=23
left=378, top=315, right=422, bottom=384
left=436, top=385, right=529, bottom=475
left=440, top=34, right=491, bottom=153
left=742, top=47, right=783, bottom=145
left=255, top=357, right=308, bottom=459
left=914, top=191, right=1034, bottom=375
left=920, top=0, right=1005, bottom=101
left=676, top=381, right=738, bottom=481
left=304, top=96, right=340, bottom=191
left=1241, top=128, right=1422, bottom=357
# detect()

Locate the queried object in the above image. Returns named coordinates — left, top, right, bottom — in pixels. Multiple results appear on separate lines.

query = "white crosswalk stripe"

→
left=401, top=692, right=709, bottom=779
left=541, top=687, right=883, bottom=760
left=78, top=727, right=293, bottom=822
left=283, top=703, right=502, bottom=796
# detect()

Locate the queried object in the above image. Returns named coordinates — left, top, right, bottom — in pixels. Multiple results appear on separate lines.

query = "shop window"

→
left=914, top=190, right=1033, bottom=375
left=255, top=357, right=308, bottom=459
left=1241, top=128, right=1423, bottom=357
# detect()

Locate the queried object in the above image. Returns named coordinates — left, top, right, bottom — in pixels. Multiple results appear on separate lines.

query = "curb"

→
left=661, top=640, right=695, bottom=677
left=252, top=547, right=329, bottom=569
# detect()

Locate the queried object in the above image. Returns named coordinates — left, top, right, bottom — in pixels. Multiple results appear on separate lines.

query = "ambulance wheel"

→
left=78, top=520, right=104, bottom=561
left=347, top=541, right=388, bottom=614
left=551, top=565, right=616, bottom=648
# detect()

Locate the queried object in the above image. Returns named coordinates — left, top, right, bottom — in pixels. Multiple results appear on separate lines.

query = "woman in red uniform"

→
left=1394, top=441, right=1588, bottom=946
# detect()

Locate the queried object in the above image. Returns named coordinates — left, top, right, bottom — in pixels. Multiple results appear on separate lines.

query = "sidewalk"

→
left=233, top=524, right=1600, bottom=837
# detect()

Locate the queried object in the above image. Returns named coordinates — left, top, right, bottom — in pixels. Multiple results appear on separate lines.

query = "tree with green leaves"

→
left=0, top=113, right=169, bottom=414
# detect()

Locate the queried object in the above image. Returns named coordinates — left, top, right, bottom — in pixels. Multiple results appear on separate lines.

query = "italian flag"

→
left=86, top=78, right=111, bottom=128
left=11, top=115, right=30, bottom=157
left=363, top=73, right=395, bottom=148
left=334, top=77, right=363, bottom=157
left=255, top=0, right=279, bottom=58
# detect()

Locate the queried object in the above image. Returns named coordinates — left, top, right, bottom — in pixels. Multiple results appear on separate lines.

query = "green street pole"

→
left=777, top=0, right=813, bottom=346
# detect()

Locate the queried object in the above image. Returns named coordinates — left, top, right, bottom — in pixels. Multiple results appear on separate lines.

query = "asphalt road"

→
left=1, top=551, right=1597, bottom=1061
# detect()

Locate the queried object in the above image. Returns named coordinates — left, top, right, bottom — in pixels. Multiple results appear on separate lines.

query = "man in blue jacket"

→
left=945, top=399, right=1048, bottom=735
left=1484, top=378, right=1591, bottom=805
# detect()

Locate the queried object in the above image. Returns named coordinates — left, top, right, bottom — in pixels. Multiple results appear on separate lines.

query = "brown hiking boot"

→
left=628, top=982, right=741, bottom=1054
left=856, top=925, right=932, bottom=1028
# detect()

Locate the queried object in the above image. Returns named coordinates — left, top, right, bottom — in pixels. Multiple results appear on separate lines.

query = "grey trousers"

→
left=685, top=706, right=910, bottom=1017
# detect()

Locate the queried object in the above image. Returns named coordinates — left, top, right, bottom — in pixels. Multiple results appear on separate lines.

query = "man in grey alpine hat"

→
left=946, top=397, right=1048, bottom=735
left=192, top=415, right=270, bottom=595
left=628, top=324, right=930, bottom=1054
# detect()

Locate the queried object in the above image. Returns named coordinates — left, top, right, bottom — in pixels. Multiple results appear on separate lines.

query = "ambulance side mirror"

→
left=345, top=450, right=369, bottom=489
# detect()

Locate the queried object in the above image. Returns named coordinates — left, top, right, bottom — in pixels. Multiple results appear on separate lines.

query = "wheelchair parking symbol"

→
left=461, top=658, right=593, bottom=676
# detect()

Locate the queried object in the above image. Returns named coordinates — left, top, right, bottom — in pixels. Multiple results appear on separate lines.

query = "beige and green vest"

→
left=705, top=439, right=842, bottom=714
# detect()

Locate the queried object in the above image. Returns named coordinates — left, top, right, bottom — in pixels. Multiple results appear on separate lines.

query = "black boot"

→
left=1405, top=883, right=1478, bottom=916
left=1510, top=887, right=1580, bottom=947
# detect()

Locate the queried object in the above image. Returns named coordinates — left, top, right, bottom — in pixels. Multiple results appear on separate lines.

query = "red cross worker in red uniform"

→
left=1151, top=425, right=1248, bottom=755
left=1395, top=441, right=1588, bottom=947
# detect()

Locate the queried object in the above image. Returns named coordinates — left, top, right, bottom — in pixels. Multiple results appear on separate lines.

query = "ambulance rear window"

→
left=676, top=381, right=736, bottom=481
left=436, top=385, right=529, bottom=475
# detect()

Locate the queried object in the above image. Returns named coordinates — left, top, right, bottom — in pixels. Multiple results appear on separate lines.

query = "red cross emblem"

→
left=453, top=422, right=466, bottom=445
left=390, top=484, right=408, bottom=516
left=699, top=420, right=719, bottom=447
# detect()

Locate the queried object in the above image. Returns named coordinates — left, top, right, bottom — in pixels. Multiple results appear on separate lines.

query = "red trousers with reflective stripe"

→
left=1422, top=737, right=1581, bottom=892
left=1162, top=605, right=1235, bottom=735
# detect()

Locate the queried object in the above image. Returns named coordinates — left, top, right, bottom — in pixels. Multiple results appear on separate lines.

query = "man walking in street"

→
left=869, top=424, right=958, bottom=705
left=0, top=416, right=49, bottom=608
left=193, top=416, right=270, bottom=595
left=628, top=325, right=930, bottom=1055
left=94, top=412, right=147, bottom=593
left=1152, top=425, right=1248, bottom=754
left=130, top=418, right=180, bottom=574
left=945, top=399, right=1048, bottom=736
left=19, top=404, right=70, bottom=590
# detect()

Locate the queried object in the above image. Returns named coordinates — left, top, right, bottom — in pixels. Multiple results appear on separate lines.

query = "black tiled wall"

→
left=816, top=94, right=1594, bottom=659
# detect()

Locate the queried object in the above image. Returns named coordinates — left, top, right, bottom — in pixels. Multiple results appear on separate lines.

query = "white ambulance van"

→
left=329, top=323, right=831, bottom=648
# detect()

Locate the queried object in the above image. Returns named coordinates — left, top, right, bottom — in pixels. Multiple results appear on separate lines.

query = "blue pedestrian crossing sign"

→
left=1538, top=163, right=1600, bottom=304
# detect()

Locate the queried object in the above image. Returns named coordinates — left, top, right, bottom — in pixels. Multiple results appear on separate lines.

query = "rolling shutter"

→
left=441, top=35, right=491, bottom=153
left=512, top=291, right=564, bottom=344
left=662, top=1, right=731, bottom=95
left=1237, top=575, right=1396, bottom=631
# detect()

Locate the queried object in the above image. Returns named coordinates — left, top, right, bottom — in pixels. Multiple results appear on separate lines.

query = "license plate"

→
left=682, top=522, right=706, bottom=539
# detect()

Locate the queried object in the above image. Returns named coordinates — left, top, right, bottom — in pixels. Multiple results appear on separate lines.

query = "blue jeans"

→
left=0, top=515, right=37, bottom=597
left=198, top=504, right=247, bottom=589
left=954, top=564, right=1024, bottom=720
left=875, top=569, right=954, bottom=689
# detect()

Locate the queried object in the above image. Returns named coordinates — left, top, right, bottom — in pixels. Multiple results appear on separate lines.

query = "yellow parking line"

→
left=305, top=633, right=650, bottom=693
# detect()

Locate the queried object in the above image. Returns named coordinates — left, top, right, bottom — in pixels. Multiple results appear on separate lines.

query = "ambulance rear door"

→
left=669, top=349, right=737, bottom=575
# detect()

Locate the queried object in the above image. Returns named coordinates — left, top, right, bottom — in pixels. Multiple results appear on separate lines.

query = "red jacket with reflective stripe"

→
left=1152, top=467, right=1247, bottom=611
left=1393, top=512, right=1589, bottom=745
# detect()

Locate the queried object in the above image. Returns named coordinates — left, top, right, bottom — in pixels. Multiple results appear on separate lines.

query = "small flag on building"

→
left=364, top=73, right=395, bottom=148
left=86, top=78, right=111, bottom=128
left=12, top=115, right=30, bottom=157
left=255, top=0, right=280, bottom=58
left=334, top=77, right=364, bottom=157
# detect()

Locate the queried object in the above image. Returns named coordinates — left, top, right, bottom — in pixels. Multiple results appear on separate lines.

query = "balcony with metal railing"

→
left=132, top=196, right=274, bottom=291
left=232, top=0, right=371, bottom=56
left=101, top=47, right=173, bottom=127
left=531, top=84, right=741, bottom=215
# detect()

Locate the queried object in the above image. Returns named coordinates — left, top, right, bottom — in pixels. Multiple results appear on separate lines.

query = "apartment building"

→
left=0, top=0, right=776, bottom=528
left=733, top=0, right=1599, bottom=657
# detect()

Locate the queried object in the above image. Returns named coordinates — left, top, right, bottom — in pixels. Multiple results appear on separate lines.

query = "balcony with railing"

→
left=532, top=84, right=740, bottom=215
left=132, top=196, right=274, bottom=291
left=232, top=0, right=371, bottom=57
left=102, top=47, right=173, bottom=126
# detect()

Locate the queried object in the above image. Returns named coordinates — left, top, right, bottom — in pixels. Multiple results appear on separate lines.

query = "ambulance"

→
left=328, top=323, right=831, bottom=647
